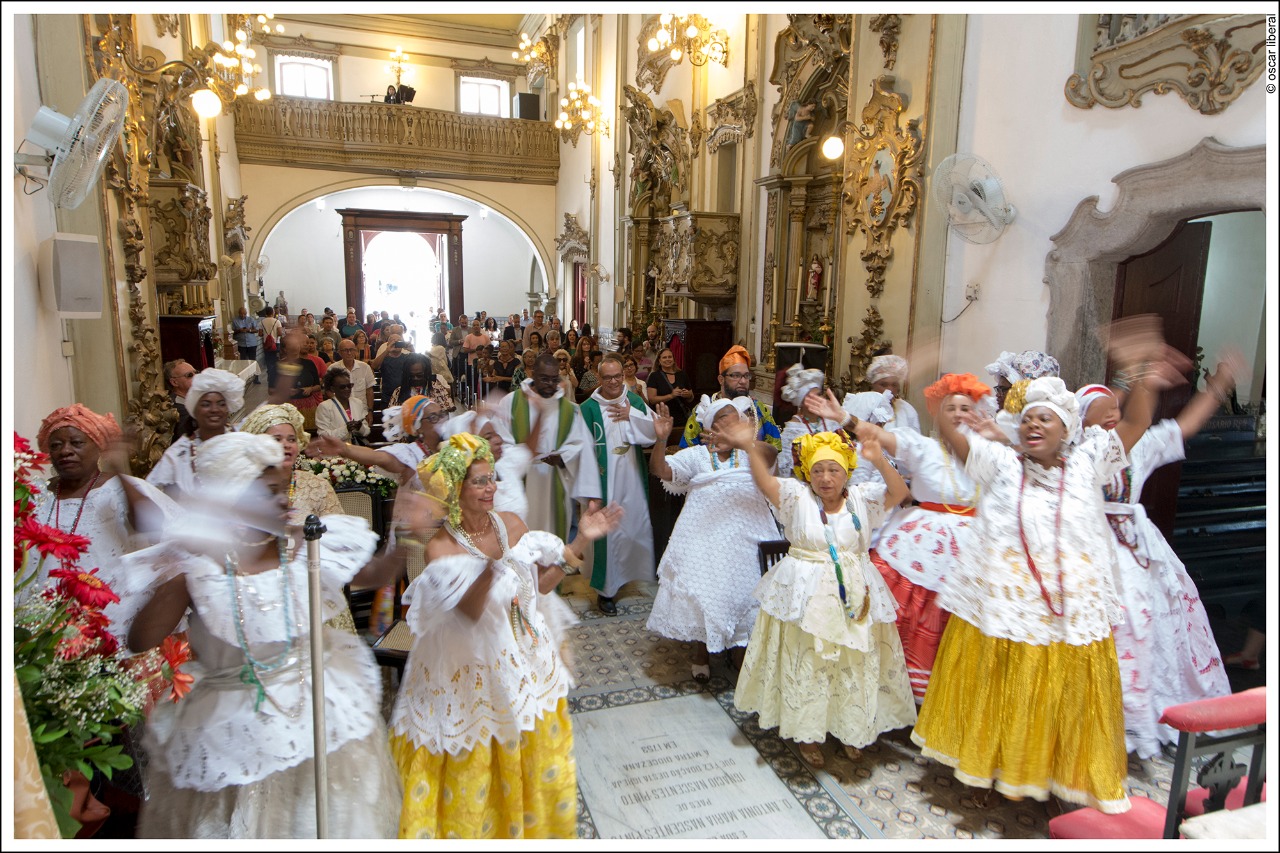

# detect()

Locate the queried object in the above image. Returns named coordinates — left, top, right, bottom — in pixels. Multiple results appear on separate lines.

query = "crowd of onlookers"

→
left=169, top=301, right=669, bottom=446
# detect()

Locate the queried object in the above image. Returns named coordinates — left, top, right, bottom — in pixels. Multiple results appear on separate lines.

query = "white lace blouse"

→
left=937, top=426, right=1129, bottom=646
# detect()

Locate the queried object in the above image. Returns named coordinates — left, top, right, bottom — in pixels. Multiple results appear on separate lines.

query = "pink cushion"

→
left=1159, top=687, right=1266, bottom=732
left=1048, top=797, right=1167, bottom=839
left=1184, top=780, right=1267, bottom=816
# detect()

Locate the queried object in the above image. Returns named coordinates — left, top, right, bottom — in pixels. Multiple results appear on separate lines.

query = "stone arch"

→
left=1044, top=137, right=1266, bottom=385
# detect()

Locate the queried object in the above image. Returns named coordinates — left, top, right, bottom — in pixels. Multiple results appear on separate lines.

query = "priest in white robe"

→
left=579, top=354, right=657, bottom=615
left=489, top=352, right=602, bottom=542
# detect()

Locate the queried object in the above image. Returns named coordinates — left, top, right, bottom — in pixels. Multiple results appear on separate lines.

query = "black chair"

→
left=758, top=539, right=790, bottom=576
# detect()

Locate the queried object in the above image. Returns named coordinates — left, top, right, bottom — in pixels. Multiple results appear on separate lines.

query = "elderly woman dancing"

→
left=725, top=417, right=916, bottom=769
left=388, top=433, right=622, bottom=839
left=126, top=432, right=407, bottom=837
left=23, top=404, right=178, bottom=637
left=147, top=368, right=244, bottom=499
left=646, top=396, right=781, bottom=681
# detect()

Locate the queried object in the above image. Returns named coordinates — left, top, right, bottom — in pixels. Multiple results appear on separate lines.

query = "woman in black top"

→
left=645, top=347, right=694, bottom=434
left=385, top=353, right=435, bottom=407
left=484, top=339, right=518, bottom=394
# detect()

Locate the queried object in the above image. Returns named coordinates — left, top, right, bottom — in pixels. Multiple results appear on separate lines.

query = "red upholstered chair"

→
left=1048, top=687, right=1267, bottom=839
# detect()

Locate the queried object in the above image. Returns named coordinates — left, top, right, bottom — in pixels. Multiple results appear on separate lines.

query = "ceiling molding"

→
left=275, top=14, right=523, bottom=49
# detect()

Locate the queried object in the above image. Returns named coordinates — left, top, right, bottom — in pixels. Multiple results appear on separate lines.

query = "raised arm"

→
left=723, top=417, right=781, bottom=508
left=861, top=433, right=910, bottom=509
left=1177, top=350, right=1244, bottom=440
left=649, top=402, right=675, bottom=481
left=309, top=435, right=414, bottom=483
left=934, top=405, right=971, bottom=465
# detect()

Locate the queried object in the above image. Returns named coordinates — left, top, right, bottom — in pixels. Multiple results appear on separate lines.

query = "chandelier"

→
left=647, top=14, right=728, bottom=67
left=387, top=46, right=411, bottom=88
left=555, top=80, right=609, bottom=144
left=199, top=14, right=283, bottom=116
left=512, top=32, right=544, bottom=63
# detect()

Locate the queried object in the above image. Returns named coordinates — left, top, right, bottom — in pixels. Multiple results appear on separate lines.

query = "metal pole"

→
left=304, top=514, right=329, bottom=839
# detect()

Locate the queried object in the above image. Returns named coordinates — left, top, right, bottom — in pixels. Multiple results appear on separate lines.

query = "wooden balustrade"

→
left=232, top=96, right=559, bottom=184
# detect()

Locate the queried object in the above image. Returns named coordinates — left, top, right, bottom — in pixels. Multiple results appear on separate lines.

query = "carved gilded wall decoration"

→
left=769, top=14, right=853, bottom=170
left=840, top=75, right=924, bottom=299
left=636, top=15, right=678, bottom=94
left=555, top=213, right=590, bottom=262
left=868, top=15, right=902, bottom=70
left=451, top=56, right=520, bottom=86
left=90, top=14, right=178, bottom=470
left=609, top=151, right=622, bottom=190
left=153, top=14, right=179, bottom=38
left=261, top=32, right=341, bottom=64
left=652, top=212, right=740, bottom=306
left=1065, top=13, right=1266, bottom=116
left=705, top=82, right=758, bottom=155
left=522, top=34, right=557, bottom=86
left=149, top=179, right=218, bottom=285
left=845, top=305, right=891, bottom=392
left=223, top=195, right=250, bottom=256
left=623, top=84, right=691, bottom=215
left=689, top=110, right=705, bottom=158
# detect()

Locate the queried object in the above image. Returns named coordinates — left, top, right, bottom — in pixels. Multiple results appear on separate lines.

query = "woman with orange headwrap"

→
left=388, top=434, right=623, bottom=838
left=810, top=374, right=992, bottom=703
left=22, top=404, right=179, bottom=639
left=722, top=418, right=915, bottom=770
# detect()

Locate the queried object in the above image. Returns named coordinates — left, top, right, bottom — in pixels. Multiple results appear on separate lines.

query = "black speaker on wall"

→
left=513, top=93, right=540, bottom=120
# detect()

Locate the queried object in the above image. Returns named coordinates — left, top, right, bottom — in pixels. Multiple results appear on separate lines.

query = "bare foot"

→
left=842, top=744, right=863, bottom=761
left=798, top=742, right=825, bottom=768
left=973, top=787, right=999, bottom=808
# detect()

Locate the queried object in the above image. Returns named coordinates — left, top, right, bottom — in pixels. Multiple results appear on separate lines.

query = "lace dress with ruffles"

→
left=388, top=515, right=579, bottom=839
left=734, top=478, right=916, bottom=747
left=646, top=446, right=779, bottom=652
left=127, top=515, right=402, bottom=838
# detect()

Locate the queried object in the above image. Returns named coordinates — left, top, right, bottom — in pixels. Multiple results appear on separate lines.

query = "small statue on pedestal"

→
left=806, top=255, right=823, bottom=302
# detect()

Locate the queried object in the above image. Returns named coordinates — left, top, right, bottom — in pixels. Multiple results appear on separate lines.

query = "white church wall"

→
left=11, top=13, right=77, bottom=439
left=938, top=14, right=1269, bottom=383
left=1194, top=211, right=1267, bottom=404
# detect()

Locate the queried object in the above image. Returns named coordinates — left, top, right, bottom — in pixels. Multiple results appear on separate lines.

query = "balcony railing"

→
left=232, top=97, right=559, bottom=184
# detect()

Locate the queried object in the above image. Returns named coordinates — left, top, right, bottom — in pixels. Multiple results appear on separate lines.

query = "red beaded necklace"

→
left=1016, top=456, right=1067, bottom=617
left=38, top=471, right=101, bottom=575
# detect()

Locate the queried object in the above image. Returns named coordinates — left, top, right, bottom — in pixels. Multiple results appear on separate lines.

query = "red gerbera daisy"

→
left=168, top=668, right=195, bottom=703
left=49, top=567, right=121, bottom=609
left=18, top=518, right=91, bottom=567
left=160, top=635, right=192, bottom=670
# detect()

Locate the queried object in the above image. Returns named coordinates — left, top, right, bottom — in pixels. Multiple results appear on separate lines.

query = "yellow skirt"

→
left=391, top=698, right=577, bottom=839
left=911, top=617, right=1130, bottom=814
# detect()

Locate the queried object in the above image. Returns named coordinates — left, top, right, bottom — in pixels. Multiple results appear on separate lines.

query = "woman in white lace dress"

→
left=126, top=433, right=406, bottom=838
left=389, top=434, right=621, bottom=839
left=726, top=418, right=916, bottom=770
left=646, top=397, right=780, bottom=681
left=912, top=357, right=1172, bottom=814
left=1076, top=354, right=1239, bottom=762
left=146, top=368, right=243, bottom=499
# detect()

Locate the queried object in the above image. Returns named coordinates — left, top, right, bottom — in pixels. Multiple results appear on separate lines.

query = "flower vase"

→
left=62, top=769, right=110, bottom=838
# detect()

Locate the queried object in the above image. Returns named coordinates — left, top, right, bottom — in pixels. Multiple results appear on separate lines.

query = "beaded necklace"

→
left=226, top=539, right=306, bottom=716
left=448, top=512, right=542, bottom=647
left=1102, top=467, right=1150, bottom=569
left=708, top=446, right=739, bottom=470
left=1016, top=457, right=1068, bottom=617
left=38, top=471, right=101, bottom=576
left=817, top=497, right=870, bottom=622
left=938, top=439, right=979, bottom=512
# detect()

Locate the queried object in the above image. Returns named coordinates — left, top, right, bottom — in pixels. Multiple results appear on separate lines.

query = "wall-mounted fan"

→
left=16, top=78, right=129, bottom=210
left=932, top=153, right=1016, bottom=245
left=253, top=254, right=271, bottom=282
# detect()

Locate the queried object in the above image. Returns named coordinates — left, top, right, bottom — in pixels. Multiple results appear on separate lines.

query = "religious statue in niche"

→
left=785, top=100, right=817, bottom=147
left=806, top=255, right=823, bottom=302
left=865, top=148, right=895, bottom=225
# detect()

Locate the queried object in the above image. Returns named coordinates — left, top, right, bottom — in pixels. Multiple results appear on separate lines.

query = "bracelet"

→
left=561, top=545, right=584, bottom=574
left=843, top=414, right=859, bottom=432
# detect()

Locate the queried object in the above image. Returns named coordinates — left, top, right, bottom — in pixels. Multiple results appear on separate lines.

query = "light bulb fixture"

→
left=646, top=14, right=728, bottom=68
left=553, top=80, right=609, bottom=146
left=205, top=13, right=280, bottom=110
left=821, top=134, right=845, bottom=160
left=387, top=46, right=410, bottom=88
left=190, top=87, right=225, bottom=119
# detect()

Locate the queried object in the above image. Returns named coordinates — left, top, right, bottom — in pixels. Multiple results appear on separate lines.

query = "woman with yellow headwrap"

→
left=722, top=417, right=915, bottom=770
left=388, top=434, right=623, bottom=839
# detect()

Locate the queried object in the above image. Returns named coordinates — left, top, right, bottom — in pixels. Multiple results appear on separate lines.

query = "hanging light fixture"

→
left=387, top=46, right=411, bottom=88
left=554, top=80, right=609, bottom=145
left=646, top=14, right=729, bottom=67
left=204, top=13, right=282, bottom=113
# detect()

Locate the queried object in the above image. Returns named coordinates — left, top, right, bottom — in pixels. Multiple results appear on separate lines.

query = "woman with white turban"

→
left=126, top=432, right=407, bottom=838
left=776, top=365, right=844, bottom=478
left=985, top=349, right=1060, bottom=411
left=865, top=354, right=920, bottom=434
left=723, top=414, right=915, bottom=770
left=912, top=321, right=1174, bottom=814
left=146, top=368, right=244, bottom=499
left=645, top=396, right=781, bottom=681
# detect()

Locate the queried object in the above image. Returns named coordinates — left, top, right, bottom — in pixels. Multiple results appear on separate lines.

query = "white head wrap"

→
left=381, top=395, right=433, bottom=443
left=185, top=368, right=245, bottom=416
left=986, top=350, right=1060, bottom=386
left=1017, top=376, right=1080, bottom=442
left=780, top=363, right=825, bottom=405
left=1074, top=384, right=1116, bottom=424
left=194, top=432, right=284, bottom=500
left=866, top=355, right=908, bottom=386
left=695, top=394, right=753, bottom=429
left=842, top=390, right=895, bottom=425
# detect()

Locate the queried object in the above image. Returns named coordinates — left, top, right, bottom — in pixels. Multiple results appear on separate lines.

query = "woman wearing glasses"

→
left=316, top=366, right=372, bottom=442
left=310, top=396, right=448, bottom=493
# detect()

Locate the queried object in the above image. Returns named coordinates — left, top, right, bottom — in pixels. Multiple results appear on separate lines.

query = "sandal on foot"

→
left=798, top=743, right=825, bottom=768
left=691, top=663, right=711, bottom=683
left=842, top=744, right=863, bottom=761
left=1224, top=652, right=1261, bottom=670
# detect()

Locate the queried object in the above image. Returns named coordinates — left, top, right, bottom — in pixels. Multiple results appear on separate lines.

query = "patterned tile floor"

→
left=376, top=576, right=1188, bottom=840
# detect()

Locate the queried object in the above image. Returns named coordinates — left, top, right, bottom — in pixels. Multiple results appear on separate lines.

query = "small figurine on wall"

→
left=786, top=101, right=817, bottom=148
left=806, top=255, right=823, bottom=302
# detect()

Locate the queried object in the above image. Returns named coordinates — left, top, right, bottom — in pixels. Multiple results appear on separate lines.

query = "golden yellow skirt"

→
left=390, top=698, right=577, bottom=839
left=911, top=617, right=1130, bottom=814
